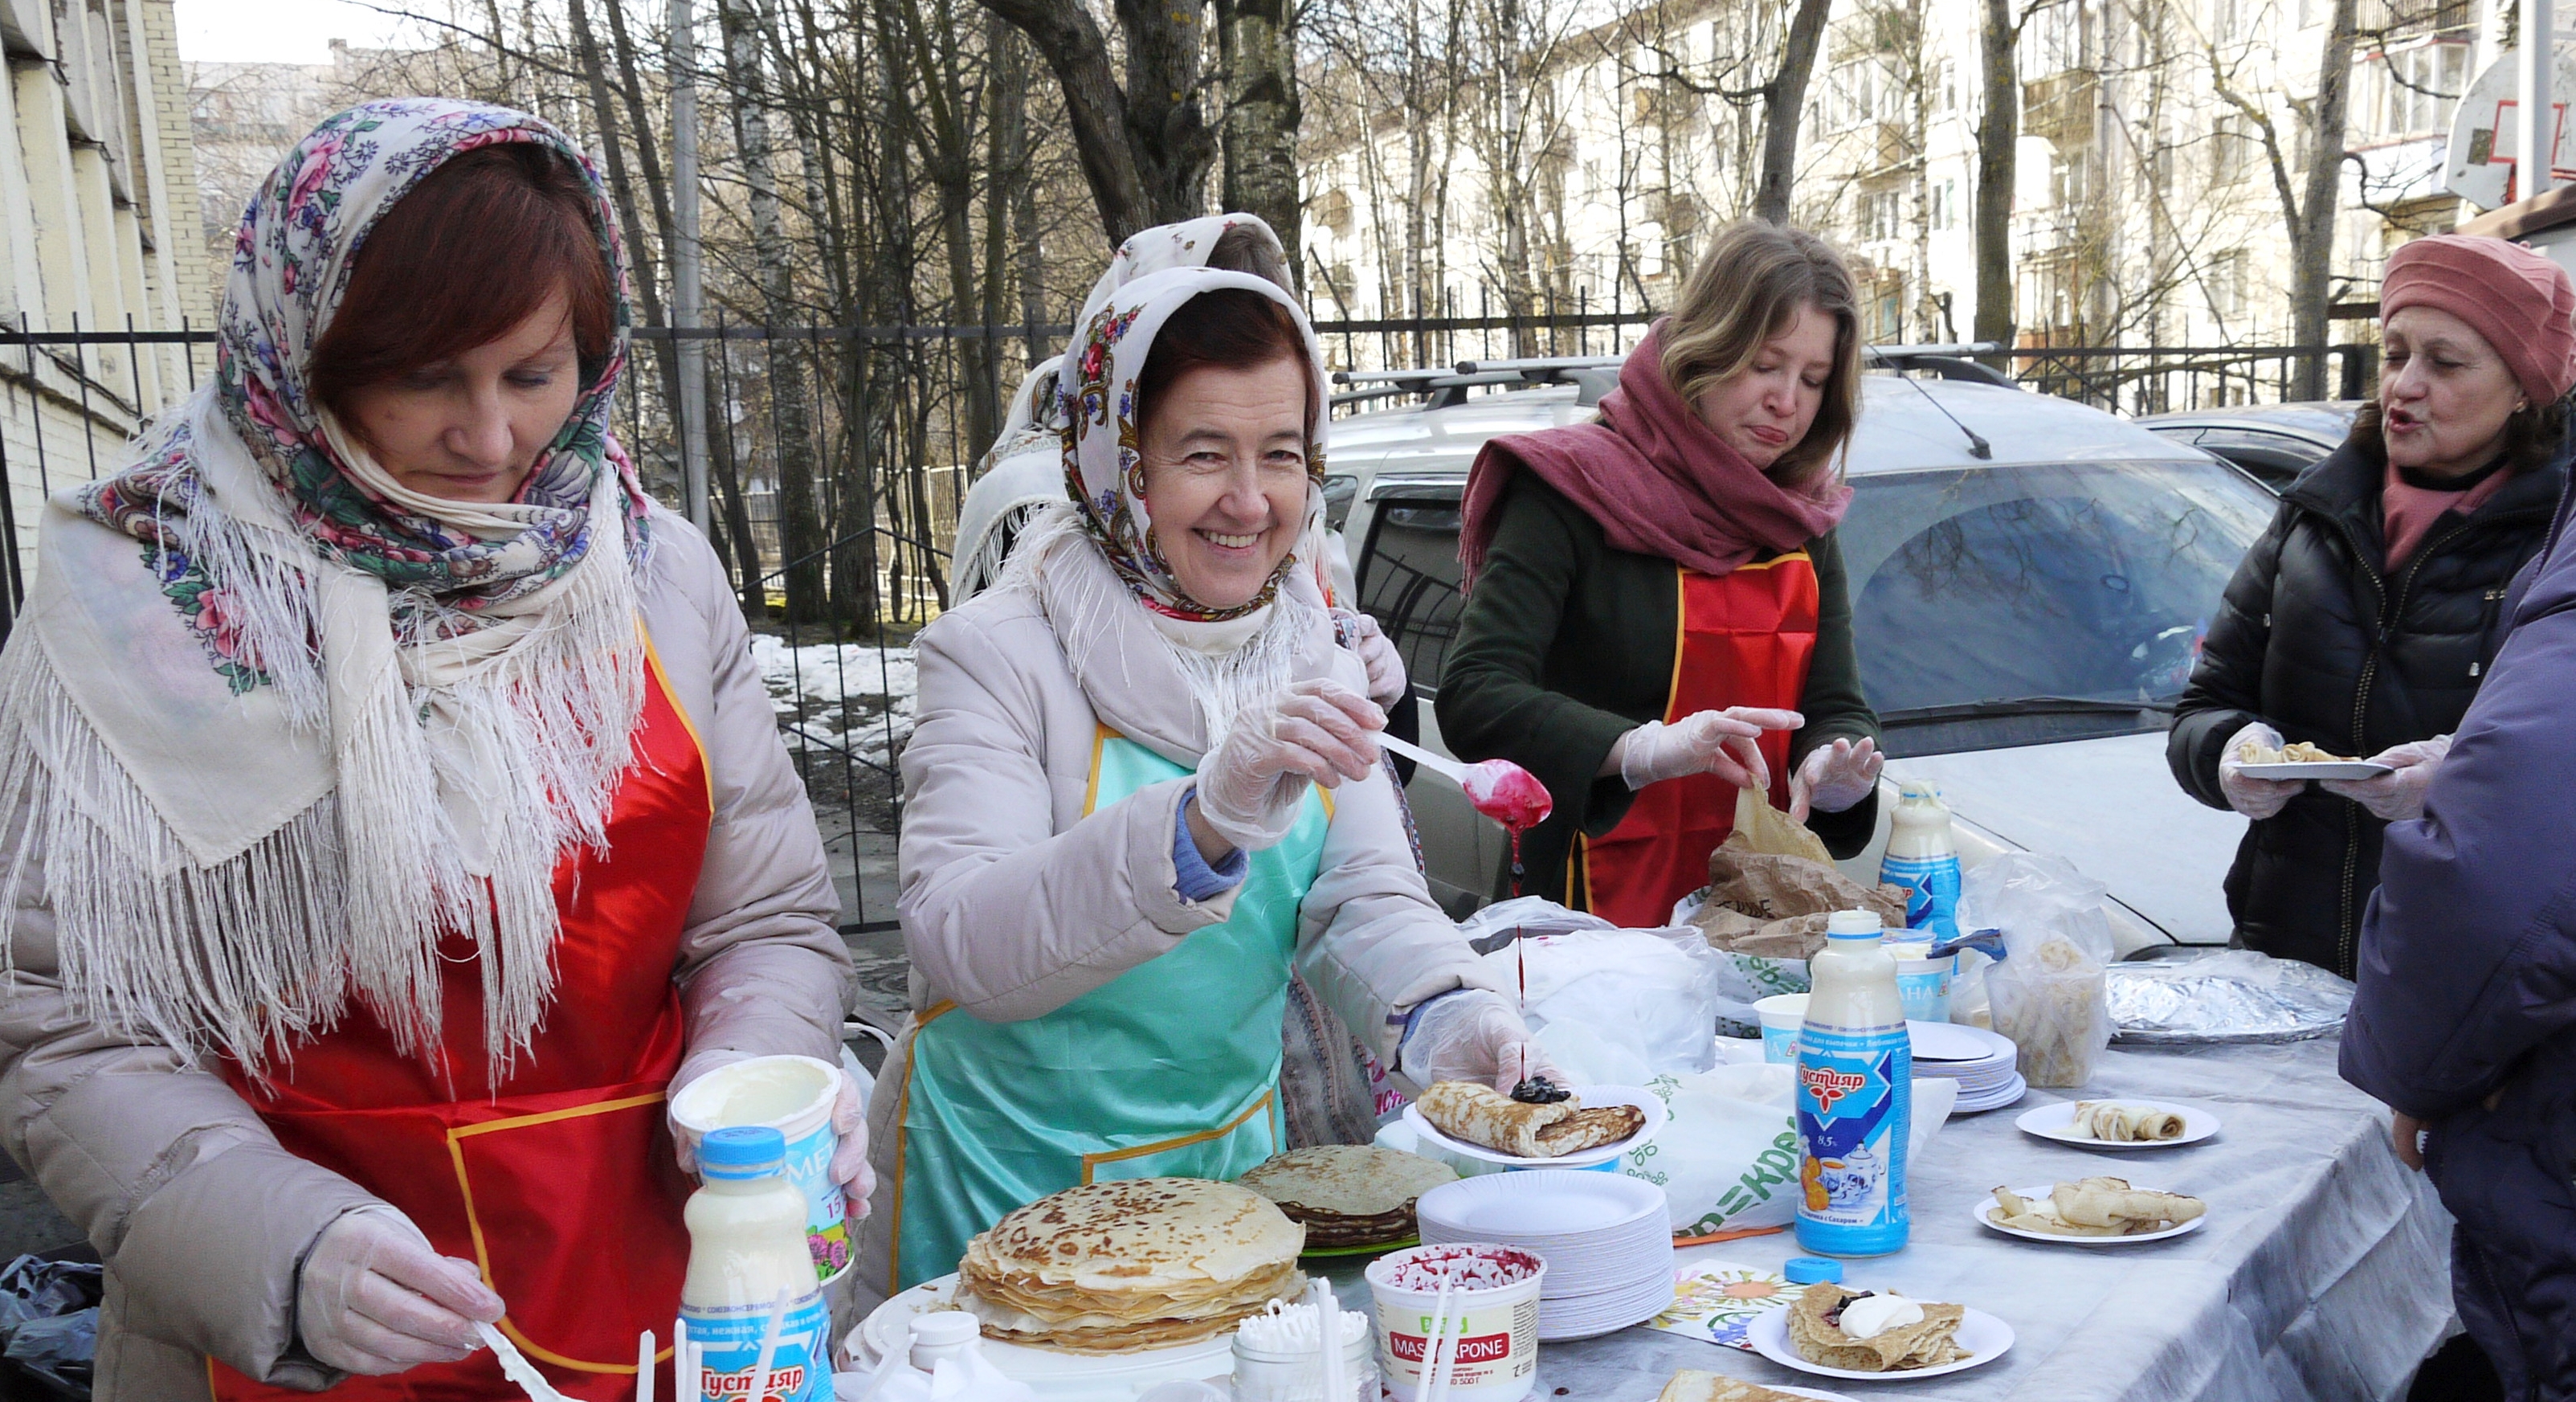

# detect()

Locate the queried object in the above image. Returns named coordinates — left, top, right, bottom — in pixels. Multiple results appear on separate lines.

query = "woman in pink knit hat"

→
left=2168, top=233, right=2576, bottom=979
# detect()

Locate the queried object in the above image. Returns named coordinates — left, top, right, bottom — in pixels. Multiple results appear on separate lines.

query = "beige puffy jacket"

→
left=0, top=507, right=851, bottom=1400
left=857, top=540, right=1503, bottom=1303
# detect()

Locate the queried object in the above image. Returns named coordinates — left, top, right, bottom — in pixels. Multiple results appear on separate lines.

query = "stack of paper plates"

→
left=1909, top=1020, right=2025, bottom=1113
left=1415, top=1171, right=1674, bottom=1342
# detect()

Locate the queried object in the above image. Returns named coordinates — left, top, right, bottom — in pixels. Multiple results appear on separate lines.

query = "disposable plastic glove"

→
left=1333, top=609, right=1410, bottom=707
left=1790, top=736, right=1884, bottom=821
left=1397, top=989, right=1566, bottom=1093
left=1193, top=679, right=1384, bottom=852
left=1619, top=708, right=1803, bottom=791
left=296, top=1206, right=503, bottom=1376
left=670, top=1050, right=874, bottom=1221
left=2217, top=720, right=2302, bottom=820
left=2320, top=735, right=2451, bottom=822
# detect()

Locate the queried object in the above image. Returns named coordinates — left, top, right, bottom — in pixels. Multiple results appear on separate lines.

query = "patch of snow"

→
left=750, top=634, right=918, bottom=767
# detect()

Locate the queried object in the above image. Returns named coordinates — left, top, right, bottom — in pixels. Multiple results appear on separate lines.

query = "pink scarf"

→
left=1459, top=325, right=1854, bottom=589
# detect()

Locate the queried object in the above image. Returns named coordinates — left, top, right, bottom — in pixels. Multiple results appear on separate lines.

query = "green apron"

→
left=888, top=728, right=1331, bottom=1290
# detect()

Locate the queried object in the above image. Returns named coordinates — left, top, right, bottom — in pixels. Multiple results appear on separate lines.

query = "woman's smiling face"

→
left=1137, top=356, right=1312, bottom=610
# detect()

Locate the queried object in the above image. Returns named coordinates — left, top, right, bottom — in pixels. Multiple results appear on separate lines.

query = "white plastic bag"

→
left=1623, top=1064, right=1801, bottom=1236
left=1958, top=854, right=2115, bottom=1087
left=1463, top=913, right=1729, bottom=1084
left=1672, top=888, right=1814, bottom=1037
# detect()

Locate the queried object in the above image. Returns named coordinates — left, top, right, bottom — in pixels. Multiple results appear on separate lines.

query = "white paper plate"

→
left=1951, top=1074, right=2027, bottom=1114
left=851, top=1275, right=1234, bottom=1396
left=1908, top=1020, right=1998, bottom=1062
left=1402, top=1085, right=1664, bottom=1168
left=2235, top=760, right=2390, bottom=780
left=1417, top=1168, right=1665, bottom=1240
left=1745, top=1305, right=2015, bottom=1381
left=1975, top=1183, right=2207, bottom=1245
left=2016, top=1098, right=2220, bottom=1149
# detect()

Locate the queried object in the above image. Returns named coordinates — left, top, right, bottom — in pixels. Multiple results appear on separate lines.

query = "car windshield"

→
left=1840, top=457, right=2275, bottom=752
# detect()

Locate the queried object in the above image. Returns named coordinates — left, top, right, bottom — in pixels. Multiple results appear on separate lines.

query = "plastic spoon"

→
left=1308, top=1278, right=1344, bottom=1402
left=1376, top=734, right=1554, bottom=828
left=748, top=1290, right=790, bottom=1402
left=635, top=1330, right=655, bottom=1402
left=474, top=1321, right=575, bottom=1402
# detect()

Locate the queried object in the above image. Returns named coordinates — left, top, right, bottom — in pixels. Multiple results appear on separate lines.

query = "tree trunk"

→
left=1973, top=0, right=2019, bottom=358
left=1001, top=30, right=1050, bottom=365
left=565, top=0, right=686, bottom=500
left=1753, top=0, right=1832, bottom=224
left=978, top=0, right=1154, bottom=239
left=2292, top=0, right=2359, bottom=399
left=1117, top=0, right=1215, bottom=222
left=720, top=0, right=826, bottom=623
left=1218, top=0, right=1302, bottom=281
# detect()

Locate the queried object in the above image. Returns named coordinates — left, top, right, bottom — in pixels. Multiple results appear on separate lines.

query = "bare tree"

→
left=978, top=0, right=1215, bottom=239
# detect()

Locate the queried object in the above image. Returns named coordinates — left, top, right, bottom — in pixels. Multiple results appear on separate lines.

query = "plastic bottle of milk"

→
left=682, top=1126, right=831, bottom=1402
left=1878, top=783, right=1962, bottom=941
left=1794, top=910, right=1913, bottom=1257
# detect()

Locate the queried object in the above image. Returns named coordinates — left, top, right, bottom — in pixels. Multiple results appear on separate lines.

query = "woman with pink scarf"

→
left=1437, top=222, right=1884, bottom=923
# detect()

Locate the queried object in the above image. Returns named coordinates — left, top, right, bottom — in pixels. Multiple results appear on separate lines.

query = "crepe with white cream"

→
left=1785, top=1283, right=1968, bottom=1372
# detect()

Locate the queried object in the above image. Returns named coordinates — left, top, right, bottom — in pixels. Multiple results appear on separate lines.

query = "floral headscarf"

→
left=1060, top=266, right=1329, bottom=622
left=0, top=100, right=653, bottom=1077
left=78, top=98, right=646, bottom=652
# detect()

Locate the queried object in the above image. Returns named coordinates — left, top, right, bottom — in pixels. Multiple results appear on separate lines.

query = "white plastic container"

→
left=1753, top=993, right=1809, bottom=1065
left=1878, top=783, right=1962, bottom=941
left=680, top=1126, right=831, bottom=1402
left=1365, top=1244, right=1545, bottom=1402
left=1231, top=1301, right=1377, bottom=1402
left=1793, top=911, right=1913, bottom=1257
left=672, top=1053, right=848, bottom=1282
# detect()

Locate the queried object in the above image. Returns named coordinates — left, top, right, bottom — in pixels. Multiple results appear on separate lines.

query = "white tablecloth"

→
left=1326, top=1036, right=2454, bottom=1401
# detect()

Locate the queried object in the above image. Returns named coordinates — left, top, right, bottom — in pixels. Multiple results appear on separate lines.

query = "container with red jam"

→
left=1364, top=1243, right=1547, bottom=1402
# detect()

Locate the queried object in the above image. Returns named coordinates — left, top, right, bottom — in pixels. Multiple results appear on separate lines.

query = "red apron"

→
left=1570, top=554, right=1819, bottom=929
left=210, top=647, right=712, bottom=1401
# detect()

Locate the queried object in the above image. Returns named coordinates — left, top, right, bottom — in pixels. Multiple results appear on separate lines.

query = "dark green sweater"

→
left=1435, top=474, right=1882, bottom=906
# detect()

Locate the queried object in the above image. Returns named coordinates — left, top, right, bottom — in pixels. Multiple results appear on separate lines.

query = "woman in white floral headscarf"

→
left=864, top=264, right=1557, bottom=1300
left=0, top=100, right=853, bottom=1400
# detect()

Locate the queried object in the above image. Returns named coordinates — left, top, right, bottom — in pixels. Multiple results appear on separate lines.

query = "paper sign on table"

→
left=1646, top=1262, right=1798, bottom=1351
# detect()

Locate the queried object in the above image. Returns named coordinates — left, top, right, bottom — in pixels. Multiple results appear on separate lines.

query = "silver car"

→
left=1329, top=364, right=2280, bottom=955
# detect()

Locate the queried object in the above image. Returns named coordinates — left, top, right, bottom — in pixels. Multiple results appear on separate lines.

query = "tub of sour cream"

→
left=1364, top=1243, right=1545, bottom=1402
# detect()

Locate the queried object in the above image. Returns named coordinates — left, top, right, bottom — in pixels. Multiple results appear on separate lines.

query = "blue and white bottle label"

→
left=681, top=1291, right=832, bottom=1402
left=1879, top=852, right=1962, bottom=941
left=1794, top=1025, right=1912, bottom=1254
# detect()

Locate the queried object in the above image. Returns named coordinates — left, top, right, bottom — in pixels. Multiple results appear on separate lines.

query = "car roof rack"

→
left=1331, top=341, right=2017, bottom=411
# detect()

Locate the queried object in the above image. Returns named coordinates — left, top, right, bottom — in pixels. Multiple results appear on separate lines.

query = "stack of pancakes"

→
left=956, top=1178, right=1306, bottom=1353
left=1236, top=1146, right=1456, bottom=1250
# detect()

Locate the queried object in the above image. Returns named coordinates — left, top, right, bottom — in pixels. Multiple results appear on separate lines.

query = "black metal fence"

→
left=0, top=316, right=2369, bottom=934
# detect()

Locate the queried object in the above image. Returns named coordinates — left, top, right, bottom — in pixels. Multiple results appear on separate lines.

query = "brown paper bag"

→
left=1687, top=788, right=1911, bottom=961
left=1733, top=785, right=1834, bottom=865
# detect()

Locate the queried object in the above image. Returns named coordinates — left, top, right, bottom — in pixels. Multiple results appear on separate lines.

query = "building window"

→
left=1864, top=187, right=1904, bottom=241
left=2051, top=146, right=2091, bottom=206
left=2212, top=249, right=2249, bottom=320
left=2211, top=113, right=2248, bottom=186
left=1936, top=59, right=1958, bottom=113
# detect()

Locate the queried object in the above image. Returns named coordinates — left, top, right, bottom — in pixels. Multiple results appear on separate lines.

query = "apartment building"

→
left=1300, top=0, right=2480, bottom=392
left=0, top=0, right=212, bottom=607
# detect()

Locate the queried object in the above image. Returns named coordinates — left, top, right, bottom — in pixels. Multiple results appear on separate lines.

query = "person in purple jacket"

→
left=2341, top=239, right=2576, bottom=1401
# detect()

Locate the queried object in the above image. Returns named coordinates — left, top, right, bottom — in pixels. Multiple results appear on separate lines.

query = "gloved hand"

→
left=1790, top=736, right=1883, bottom=820
left=1618, top=708, right=1803, bottom=791
left=296, top=1206, right=502, bottom=1376
left=2217, top=720, right=2302, bottom=820
left=2321, top=735, right=2451, bottom=821
left=829, top=1068, right=876, bottom=1221
left=1397, top=989, right=1566, bottom=1093
left=1193, top=679, right=1383, bottom=852
left=1334, top=610, right=1410, bottom=707
left=670, top=1051, right=874, bottom=1220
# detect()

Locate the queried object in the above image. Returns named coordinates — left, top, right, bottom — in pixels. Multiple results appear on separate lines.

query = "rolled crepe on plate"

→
left=1416, top=1081, right=1645, bottom=1159
left=2073, top=1102, right=2186, bottom=1142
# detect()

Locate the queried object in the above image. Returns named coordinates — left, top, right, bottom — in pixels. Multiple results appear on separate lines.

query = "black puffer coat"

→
left=2168, top=439, right=2567, bottom=976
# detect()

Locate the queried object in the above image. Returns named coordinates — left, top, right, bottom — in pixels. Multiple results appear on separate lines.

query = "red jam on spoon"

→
left=1459, top=759, right=1553, bottom=829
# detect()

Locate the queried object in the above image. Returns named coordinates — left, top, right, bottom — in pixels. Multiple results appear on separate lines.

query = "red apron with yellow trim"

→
left=1571, top=554, right=1819, bottom=930
left=210, top=656, right=711, bottom=1401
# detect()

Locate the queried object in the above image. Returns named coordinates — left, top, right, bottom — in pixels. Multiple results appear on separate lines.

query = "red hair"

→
left=309, top=144, right=615, bottom=415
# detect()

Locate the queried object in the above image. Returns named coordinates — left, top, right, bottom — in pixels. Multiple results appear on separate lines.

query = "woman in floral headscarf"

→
left=863, top=265, right=1555, bottom=1300
left=0, top=101, right=855, bottom=1400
